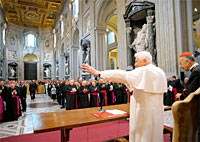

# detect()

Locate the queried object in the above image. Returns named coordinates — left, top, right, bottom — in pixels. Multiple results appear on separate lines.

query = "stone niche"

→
left=56, top=61, right=59, bottom=80
left=124, top=1, right=156, bottom=67
left=81, top=39, right=91, bottom=80
left=8, top=62, right=18, bottom=80
left=64, top=51, right=70, bottom=79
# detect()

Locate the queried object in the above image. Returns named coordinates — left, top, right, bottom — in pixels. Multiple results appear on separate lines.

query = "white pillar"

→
left=95, top=27, right=107, bottom=71
left=59, top=54, right=65, bottom=79
left=116, top=0, right=127, bottom=70
left=154, top=0, right=178, bottom=76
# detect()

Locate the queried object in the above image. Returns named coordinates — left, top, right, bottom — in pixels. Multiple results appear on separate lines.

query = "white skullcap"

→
left=135, top=51, right=152, bottom=63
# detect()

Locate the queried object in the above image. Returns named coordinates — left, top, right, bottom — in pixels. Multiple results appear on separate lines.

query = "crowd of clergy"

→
left=0, top=74, right=190, bottom=123
left=0, top=78, right=131, bottom=122
left=0, top=80, right=27, bottom=122
left=46, top=78, right=131, bottom=110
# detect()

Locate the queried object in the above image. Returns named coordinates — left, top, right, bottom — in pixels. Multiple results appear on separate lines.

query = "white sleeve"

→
left=100, top=70, right=131, bottom=91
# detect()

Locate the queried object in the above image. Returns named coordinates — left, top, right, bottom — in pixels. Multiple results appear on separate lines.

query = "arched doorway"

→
left=23, top=53, right=38, bottom=80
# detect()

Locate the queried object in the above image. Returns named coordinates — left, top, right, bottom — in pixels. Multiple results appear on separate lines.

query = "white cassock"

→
left=101, top=64, right=167, bottom=142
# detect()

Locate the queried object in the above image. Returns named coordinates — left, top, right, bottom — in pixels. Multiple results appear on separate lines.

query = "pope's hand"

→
left=176, top=93, right=182, bottom=99
left=81, top=64, right=100, bottom=76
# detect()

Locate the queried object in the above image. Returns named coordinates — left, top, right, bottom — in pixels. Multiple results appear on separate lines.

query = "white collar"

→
left=190, top=63, right=198, bottom=71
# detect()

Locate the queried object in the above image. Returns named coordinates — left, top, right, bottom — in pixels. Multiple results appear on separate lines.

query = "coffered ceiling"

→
left=1, top=0, right=64, bottom=29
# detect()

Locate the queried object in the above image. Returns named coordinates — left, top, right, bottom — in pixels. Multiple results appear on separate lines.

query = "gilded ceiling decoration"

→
left=1, top=0, right=64, bottom=29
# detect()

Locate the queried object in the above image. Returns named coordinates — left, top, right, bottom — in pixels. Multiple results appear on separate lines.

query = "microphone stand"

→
left=99, top=91, right=106, bottom=112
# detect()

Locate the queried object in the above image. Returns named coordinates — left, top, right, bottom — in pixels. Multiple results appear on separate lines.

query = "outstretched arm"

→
left=81, top=64, right=101, bottom=76
left=82, top=64, right=131, bottom=91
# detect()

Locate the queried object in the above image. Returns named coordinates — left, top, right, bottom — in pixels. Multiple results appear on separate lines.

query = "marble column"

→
left=152, top=0, right=178, bottom=76
left=116, top=0, right=127, bottom=70
left=89, top=0, right=97, bottom=71
left=70, top=46, right=79, bottom=78
left=53, top=51, right=56, bottom=80
left=59, top=54, right=65, bottom=79
left=126, top=25, right=135, bottom=69
left=146, top=9, right=156, bottom=64
left=95, top=28, right=107, bottom=71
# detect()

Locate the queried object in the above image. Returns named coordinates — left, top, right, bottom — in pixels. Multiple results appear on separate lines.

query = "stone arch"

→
left=94, top=0, right=117, bottom=70
left=23, top=53, right=38, bottom=62
left=96, top=0, right=116, bottom=27
left=107, top=15, right=118, bottom=41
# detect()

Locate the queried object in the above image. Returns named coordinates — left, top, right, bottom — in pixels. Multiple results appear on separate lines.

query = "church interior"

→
left=0, top=0, right=200, bottom=142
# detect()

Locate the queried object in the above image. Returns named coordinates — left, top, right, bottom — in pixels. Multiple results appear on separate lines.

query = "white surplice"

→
left=101, top=64, right=167, bottom=142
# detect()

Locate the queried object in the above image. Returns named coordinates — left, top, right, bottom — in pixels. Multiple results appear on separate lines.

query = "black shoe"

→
left=60, top=106, right=65, bottom=109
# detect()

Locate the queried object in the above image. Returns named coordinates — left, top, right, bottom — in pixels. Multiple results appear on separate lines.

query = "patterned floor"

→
left=0, top=94, right=173, bottom=139
left=0, top=94, right=63, bottom=138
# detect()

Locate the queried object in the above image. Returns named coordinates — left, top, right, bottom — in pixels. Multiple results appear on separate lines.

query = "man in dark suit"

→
left=176, top=52, right=200, bottom=100
left=59, top=78, right=66, bottom=108
left=29, top=80, right=36, bottom=100
left=20, top=81, right=27, bottom=111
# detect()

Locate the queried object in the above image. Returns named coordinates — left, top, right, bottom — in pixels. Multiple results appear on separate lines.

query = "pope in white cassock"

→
left=82, top=51, right=167, bottom=142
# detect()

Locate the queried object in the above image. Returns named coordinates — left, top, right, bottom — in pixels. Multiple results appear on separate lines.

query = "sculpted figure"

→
left=131, top=24, right=148, bottom=52
left=44, top=68, right=50, bottom=77
left=10, top=67, right=15, bottom=77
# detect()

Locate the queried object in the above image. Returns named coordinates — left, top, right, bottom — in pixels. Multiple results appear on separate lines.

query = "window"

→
left=73, top=0, right=79, bottom=18
left=2, top=28, right=5, bottom=45
left=54, top=33, right=56, bottom=48
left=25, top=34, right=36, bottom=48
left=108, top=32, right=115, bottom=45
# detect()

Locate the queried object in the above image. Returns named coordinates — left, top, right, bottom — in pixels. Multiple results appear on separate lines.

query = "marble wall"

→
left=0, top=0, right=194, bottom=80
left=51, top=0, right=194, bottom=79
left=3, top=25, right=53, bottom=80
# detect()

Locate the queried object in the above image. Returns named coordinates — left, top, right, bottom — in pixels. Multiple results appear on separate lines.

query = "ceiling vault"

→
left=1, top=0, right=64, bottom=29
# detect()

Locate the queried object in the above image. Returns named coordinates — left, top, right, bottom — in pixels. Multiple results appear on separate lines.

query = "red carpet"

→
left=0, top=120, right=170, bottom=142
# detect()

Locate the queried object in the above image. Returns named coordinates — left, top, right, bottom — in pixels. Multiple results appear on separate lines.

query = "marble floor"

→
left=0, top=94, right=173, bottom=139
left=0, top=94, right=64, bottom=139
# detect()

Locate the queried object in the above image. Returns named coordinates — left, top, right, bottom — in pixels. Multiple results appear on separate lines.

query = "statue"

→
left=44, top=68, right=50, bottom=78
left=56, top=64, right=59, bottom=76
left=10, top=67, right=15, bottom=77
left=65, top=62, right=69, bottom=74
left=44, top=53, right=51, bottom=61
left=131, top=24, right=148, bottom=52
left=84, top=53, right=89, bottom=64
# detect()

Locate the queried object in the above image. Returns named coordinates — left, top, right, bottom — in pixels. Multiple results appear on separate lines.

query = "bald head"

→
left=82, top=81, right=87, bottom=86
left=179, top=56, right=195, bottom=71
